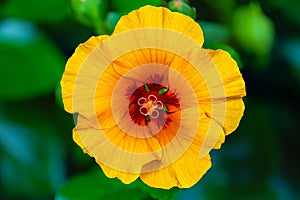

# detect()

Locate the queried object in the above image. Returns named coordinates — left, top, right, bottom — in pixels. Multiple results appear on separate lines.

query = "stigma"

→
left=138, top=95, right=163, bottom=119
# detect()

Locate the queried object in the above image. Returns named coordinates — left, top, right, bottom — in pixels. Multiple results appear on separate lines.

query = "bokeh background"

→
left=0, top=0, right=299, bottom=199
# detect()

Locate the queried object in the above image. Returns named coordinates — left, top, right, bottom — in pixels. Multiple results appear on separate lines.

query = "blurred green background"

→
left=0, top=0, right=299, bottom=199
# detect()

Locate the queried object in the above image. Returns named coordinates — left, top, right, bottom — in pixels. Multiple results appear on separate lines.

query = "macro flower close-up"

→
left=2, top=0, right=300, bottom=199
left=61, top=5, right=246, bottom=189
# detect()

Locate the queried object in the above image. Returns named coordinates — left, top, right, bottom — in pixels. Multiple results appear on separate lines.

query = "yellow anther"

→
left=147, top=100, right=153, bottom=108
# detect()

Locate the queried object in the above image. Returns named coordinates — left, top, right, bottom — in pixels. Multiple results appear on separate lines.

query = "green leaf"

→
left=56, top=169, right=181, bottom=200
left=56, top=169, right=149, bottom=200
left=231, top=2, right=275, bottom=55
left=0, top=101, right=66, bottom=198
left=158, top=87, right=168, bottom=95
left=264, top=0, right=300, bottom=27
left=167, top=1, right=196, bottom=19
left=198, top=21, right=230, bottom=45
left=0, top=19, right=65, bottom=100
left=280, top=38, right=300, bottom=82
left=202, top=0, right=236, bottom=23
left=110, top=0, right=163, bottom=15
left=0, top=0, right=69, bottom=23
left=135, top=179, right=180, bottom=200
left=71, top=0, right=108, bottom=33
left=104, top=11, right=121, bottom=34
left=55, top=83, right=64, bottom=109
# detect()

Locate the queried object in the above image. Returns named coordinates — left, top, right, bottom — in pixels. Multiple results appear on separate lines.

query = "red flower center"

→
left=128, top=83, right=180, bottom=129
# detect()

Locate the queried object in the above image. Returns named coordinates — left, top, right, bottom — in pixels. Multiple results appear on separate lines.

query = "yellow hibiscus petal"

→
left=207, top=49, right=246, bottom=99
left=74, top=114, right=163, bottom=173
left=198, top=110, right=226, bottom=155
left=140, top=154, right=211, bottom=189
left=113, top=5, right=204, bottom=46
left=61, top=35, right=109, bottom=113
left=74, top=128, right=141, bottom=184
left=73, top=128, right=88, bottom=153
left=165, top=49, right=228, bottom=152
left=94, top=64, right=120, bottom=130
left=222, top=98, right=245, bottom=135
left=140, top=109, right=225, bottom=188
left=212, top=128, right=225, bottom=149
left=98, top=162, right=139, bottom=184
left=205, top=49, right=246, bottom=135
left=101, top=125, right=162, bottom=154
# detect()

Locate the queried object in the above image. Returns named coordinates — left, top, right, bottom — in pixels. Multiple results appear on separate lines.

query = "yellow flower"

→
left=61, top=5, right=246, bottom=189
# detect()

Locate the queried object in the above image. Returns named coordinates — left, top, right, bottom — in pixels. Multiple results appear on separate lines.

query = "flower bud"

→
left=167, top=0, right=196, bottom=19
left=104, top=12, right=121, bottom=34
left=71, top=0, right=107, bottom=28
left=231, top=2, right=275, bottom=55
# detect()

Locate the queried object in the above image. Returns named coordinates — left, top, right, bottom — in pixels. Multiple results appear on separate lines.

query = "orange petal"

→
left=113, top=5, right=204, bottom=46
left=94, top=64, right=121, bottom=130
left=206, top=49, right=246, bottom=99
left=61, top=35, right=109, bottom=113
left=74, top=128, right=140, bottom=184
left=73, top=128, right=88, bottom=153
left=204, top=49, right=246, bottom=135
left=197, top=110, right=226, bottom=156
left=140, top=153, right=211, bottom=189
left=74, top=113, right=163, bottom=174
left=97, top=162, right=140, bottom=184
left=140, top=109, right=225, bottom=188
